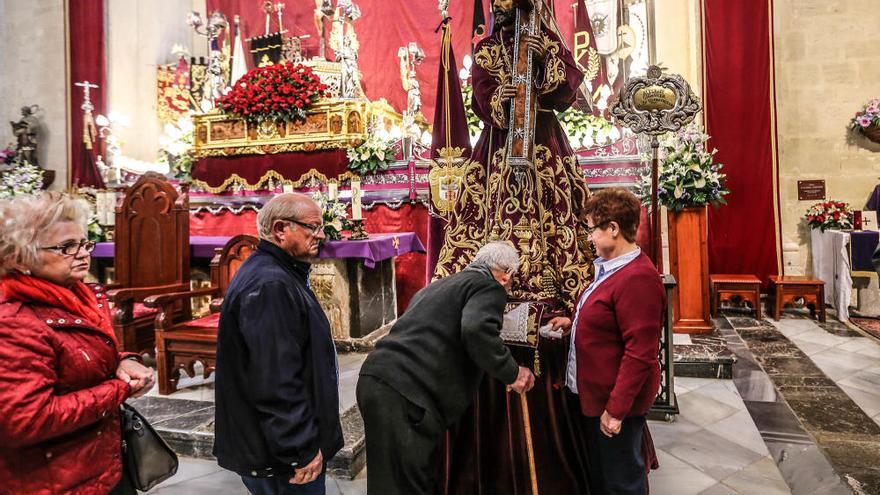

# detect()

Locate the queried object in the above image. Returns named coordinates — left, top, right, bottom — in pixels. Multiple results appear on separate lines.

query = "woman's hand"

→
left=116, top=359, right=156, bottom=398
left=600, top=410, right=622, bottom=438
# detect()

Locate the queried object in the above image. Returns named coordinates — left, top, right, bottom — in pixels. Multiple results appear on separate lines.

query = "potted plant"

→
left=640, top=122, right=729, bottom=333
left=804, top=201, right=854, bottom=232
left=850, top=98, right=880, bottom=144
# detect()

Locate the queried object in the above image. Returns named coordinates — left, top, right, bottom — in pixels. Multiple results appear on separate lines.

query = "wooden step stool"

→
left=768, top=275, right=826, bottom=322
left=710, top=274, right=762, bottom=319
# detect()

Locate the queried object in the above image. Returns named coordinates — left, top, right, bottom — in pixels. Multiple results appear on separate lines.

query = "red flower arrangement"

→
left=805, top=201, right=853, bottom=231
left=218, top=62, right=329, bottom=124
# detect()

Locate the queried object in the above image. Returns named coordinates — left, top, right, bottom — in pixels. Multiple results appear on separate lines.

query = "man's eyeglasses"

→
left=39, top=239, right=96, bottom=256
left=285, top=218, right=324, bottom=236
left=586, top=221, right=610, bottom=235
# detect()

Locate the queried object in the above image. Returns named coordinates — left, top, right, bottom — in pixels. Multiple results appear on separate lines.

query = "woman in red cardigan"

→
left=548, top=187, right=665, bottom=494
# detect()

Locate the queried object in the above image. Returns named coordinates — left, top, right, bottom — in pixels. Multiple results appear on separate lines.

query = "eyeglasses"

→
left=285, top=218, right=324, bottom=236
left=586, top=221, right=610, bottom=235
left=39, top=239, right=96, bottom=256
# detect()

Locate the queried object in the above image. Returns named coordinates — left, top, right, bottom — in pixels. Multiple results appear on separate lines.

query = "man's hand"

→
left=290, top=450, right=323, bottom=485
left=116, top=359, right=155, bottom=398
left=508, top=366, right=535, bottom=394
left=600, top=410, right=622, bottom=438
left=548, top=316, right=572, bottom=337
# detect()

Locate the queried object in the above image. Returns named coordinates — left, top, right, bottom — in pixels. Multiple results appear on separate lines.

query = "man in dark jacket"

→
left=357, top=240, right=536, bottom=495
left=214, top=193, right=343, bottom=495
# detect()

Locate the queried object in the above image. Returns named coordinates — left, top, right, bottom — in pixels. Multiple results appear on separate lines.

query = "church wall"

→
left=106, top=0, right=204, bottom=164
left=0, top=0, right=69, bottom=189
left=774, top=0, right=880, bottom=275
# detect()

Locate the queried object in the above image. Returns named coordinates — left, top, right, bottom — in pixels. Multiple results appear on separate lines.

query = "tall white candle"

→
left=328, top=181, right=338, bottom=201
left=351, top=178, right=362, bottom=220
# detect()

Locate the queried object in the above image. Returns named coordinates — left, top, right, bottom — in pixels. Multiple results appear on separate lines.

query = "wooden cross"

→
left=505, top=0, right=552, bottom=183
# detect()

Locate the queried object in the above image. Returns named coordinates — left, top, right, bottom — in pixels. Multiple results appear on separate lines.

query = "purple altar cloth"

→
left=851, top=230, right=879, bottom=272
left=93, top=233, right=425, bottom=268
left=318, top=233, right=426, bottom=269
left=93, top=236, right=233, bottom=260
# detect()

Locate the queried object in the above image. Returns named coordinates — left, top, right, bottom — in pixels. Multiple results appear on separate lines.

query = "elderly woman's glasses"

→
left=285, top=218, right=324, bottom=236
left=39, top=239, right=96, bottom=256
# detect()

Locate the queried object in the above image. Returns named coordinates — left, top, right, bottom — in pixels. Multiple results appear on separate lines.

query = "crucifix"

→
left=74, top=81, right=99, bottom=150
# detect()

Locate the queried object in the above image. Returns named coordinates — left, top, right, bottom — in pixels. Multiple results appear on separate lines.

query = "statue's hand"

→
left=500, top=84, right=518, bottom=102
left=523, top=34, right=547, bottom=63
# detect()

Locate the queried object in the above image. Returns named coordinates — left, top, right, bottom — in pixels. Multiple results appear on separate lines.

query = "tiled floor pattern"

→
left=146, top=373, right=789, bottom=494
left=728, top=311, right=880, bottom=494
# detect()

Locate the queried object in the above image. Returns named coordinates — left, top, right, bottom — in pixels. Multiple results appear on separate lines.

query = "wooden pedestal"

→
left=668, top=207, right=712, bottom=334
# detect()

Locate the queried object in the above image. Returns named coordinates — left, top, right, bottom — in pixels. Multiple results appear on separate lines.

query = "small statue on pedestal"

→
left=330, top=0, right=364, bottom=99
left=10, top=105, right=41, bottom=167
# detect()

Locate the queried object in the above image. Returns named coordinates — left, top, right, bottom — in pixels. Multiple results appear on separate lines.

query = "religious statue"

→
left=10, top=105, right=41, bottom=167
left=313, top=0, right=335, bottom=60
left=330, top=0, right=364, bottom=99
left=434, top=0, right=594, bottom=492
left=398, top=42, right=425, bottom=117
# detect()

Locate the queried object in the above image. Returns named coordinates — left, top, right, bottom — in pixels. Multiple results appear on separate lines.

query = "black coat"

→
left=360, top=267, right=519, bottom=426
left=213, top=240, right=343, bottom=476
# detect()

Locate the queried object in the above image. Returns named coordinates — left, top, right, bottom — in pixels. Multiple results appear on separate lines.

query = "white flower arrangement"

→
left=311, top=191, right=352, bottom=240
left=0, top=160, right=44, bottom=199
left=639, top=122, right=729, bottom=212
left=346, top=136, right=396, bottom=175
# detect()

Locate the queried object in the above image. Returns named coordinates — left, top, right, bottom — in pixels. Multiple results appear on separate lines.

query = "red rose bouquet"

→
left=219, top=62, right=329, bottom=124
left=805, top=201, right=853, bottom=231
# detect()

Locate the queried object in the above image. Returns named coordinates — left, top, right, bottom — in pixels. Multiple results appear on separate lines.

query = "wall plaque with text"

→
left=797, top=180, right=826, bottom=201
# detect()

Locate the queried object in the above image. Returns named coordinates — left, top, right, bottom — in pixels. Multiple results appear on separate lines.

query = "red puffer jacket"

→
left=0, top=286, right=132, bottom=495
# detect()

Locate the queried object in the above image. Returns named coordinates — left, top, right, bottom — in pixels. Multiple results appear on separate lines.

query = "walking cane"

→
left=520, top=392, right=539, bottom=495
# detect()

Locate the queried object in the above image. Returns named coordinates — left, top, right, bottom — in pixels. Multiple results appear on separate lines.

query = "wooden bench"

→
left=768, top=275, right=826, bottom=323
left=144, top=235, right=258, bottom=395
left=710, top=274, right=762, bottom=319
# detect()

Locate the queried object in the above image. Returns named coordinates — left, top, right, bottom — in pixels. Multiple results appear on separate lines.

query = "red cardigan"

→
left=574, top=253, right=666, bottom=419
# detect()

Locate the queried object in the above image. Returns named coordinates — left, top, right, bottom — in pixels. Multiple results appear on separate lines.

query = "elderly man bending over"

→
left=214, top=193, right=342, bottom=495
left=357, top=241, right=535, bottom=495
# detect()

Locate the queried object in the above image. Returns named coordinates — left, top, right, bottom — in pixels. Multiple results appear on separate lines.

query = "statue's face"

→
left=492, top=0, right=517, bottom=31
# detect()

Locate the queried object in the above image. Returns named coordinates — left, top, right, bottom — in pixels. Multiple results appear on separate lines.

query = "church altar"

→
left=811, top=229, right=880, bottom=320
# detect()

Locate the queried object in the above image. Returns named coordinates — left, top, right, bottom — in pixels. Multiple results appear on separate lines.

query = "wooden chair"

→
left=107, top=172, right=191, bottom=354
left=145, top=234, right=259, bottom=395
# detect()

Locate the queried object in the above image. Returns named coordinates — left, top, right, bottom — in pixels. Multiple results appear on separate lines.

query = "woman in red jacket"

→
left=0, top=192, right=156, bottom=495
left=548, top=188, right=665, bottom=494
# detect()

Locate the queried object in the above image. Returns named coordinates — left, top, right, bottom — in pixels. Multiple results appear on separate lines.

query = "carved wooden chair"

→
left=107, top=173, right=191, bottom=354
left=144, top=234, right=258, bottom=395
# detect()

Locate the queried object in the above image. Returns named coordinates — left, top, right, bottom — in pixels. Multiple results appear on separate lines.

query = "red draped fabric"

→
left=67, top=0, right=106, bottom=187
left=190, top=205, right=428, bottom=312
left=702, top=0, right=781, bottom=283
left=206, top=1, right=583, bottom=121
left=191, top=150, right=350, bottom=189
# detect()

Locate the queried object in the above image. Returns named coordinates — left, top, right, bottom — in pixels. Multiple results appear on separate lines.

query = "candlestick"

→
left=351, top=178, right=362, bottom=220
left=328, top=181, right=338, bottom=201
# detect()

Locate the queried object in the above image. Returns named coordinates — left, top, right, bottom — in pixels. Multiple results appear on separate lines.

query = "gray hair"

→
left=0, top=192, right=91, bottom=277
left=472, top=241, right=520, bottom=273
left=256, top=192, right=319, bottom=241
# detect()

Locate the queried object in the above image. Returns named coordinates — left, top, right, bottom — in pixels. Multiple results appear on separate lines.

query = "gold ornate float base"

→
left=191, top=98, right=405, bottom=159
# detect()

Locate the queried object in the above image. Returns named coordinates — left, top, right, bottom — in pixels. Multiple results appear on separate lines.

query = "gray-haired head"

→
left=0, top=192, right=90, bottom=277
left=471, top=240, right=520, bottom=274
left=256, top=192, right=320, bottom=241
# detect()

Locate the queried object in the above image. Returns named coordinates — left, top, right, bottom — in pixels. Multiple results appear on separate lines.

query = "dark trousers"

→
left=240, top=472, right=325, bottom=495
left=357, top=375, right=444, bottom=495
left=582, top=415, right=647, bottom=495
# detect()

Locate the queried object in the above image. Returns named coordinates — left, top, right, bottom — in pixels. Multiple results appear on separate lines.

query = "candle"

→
left=328, top=181, right=338, bottom=201
left=351, top=178, right=362, bottom=220
left=106, top=192, right=116, bottom=226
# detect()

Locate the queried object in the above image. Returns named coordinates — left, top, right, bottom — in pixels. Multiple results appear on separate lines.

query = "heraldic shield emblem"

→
left=428, top=146, right=468, bottom=218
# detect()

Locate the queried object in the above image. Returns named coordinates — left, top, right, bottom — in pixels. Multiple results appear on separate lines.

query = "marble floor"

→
left=145, top=373, right=789, bottom=494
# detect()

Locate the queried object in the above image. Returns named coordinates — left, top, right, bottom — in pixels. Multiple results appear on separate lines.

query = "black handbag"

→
left=120, top=402, right=179, bottom=491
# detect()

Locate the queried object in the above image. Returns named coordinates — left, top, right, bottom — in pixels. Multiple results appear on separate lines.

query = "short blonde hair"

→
left=0, top=192, right=90, bottom=276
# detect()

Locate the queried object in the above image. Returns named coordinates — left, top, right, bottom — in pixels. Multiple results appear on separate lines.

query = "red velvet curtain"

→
left=702, top=0, right=782, bottom=283
left=206, top=0, right=582, bottom=122
left=68, top=0, right=106, bottom=188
